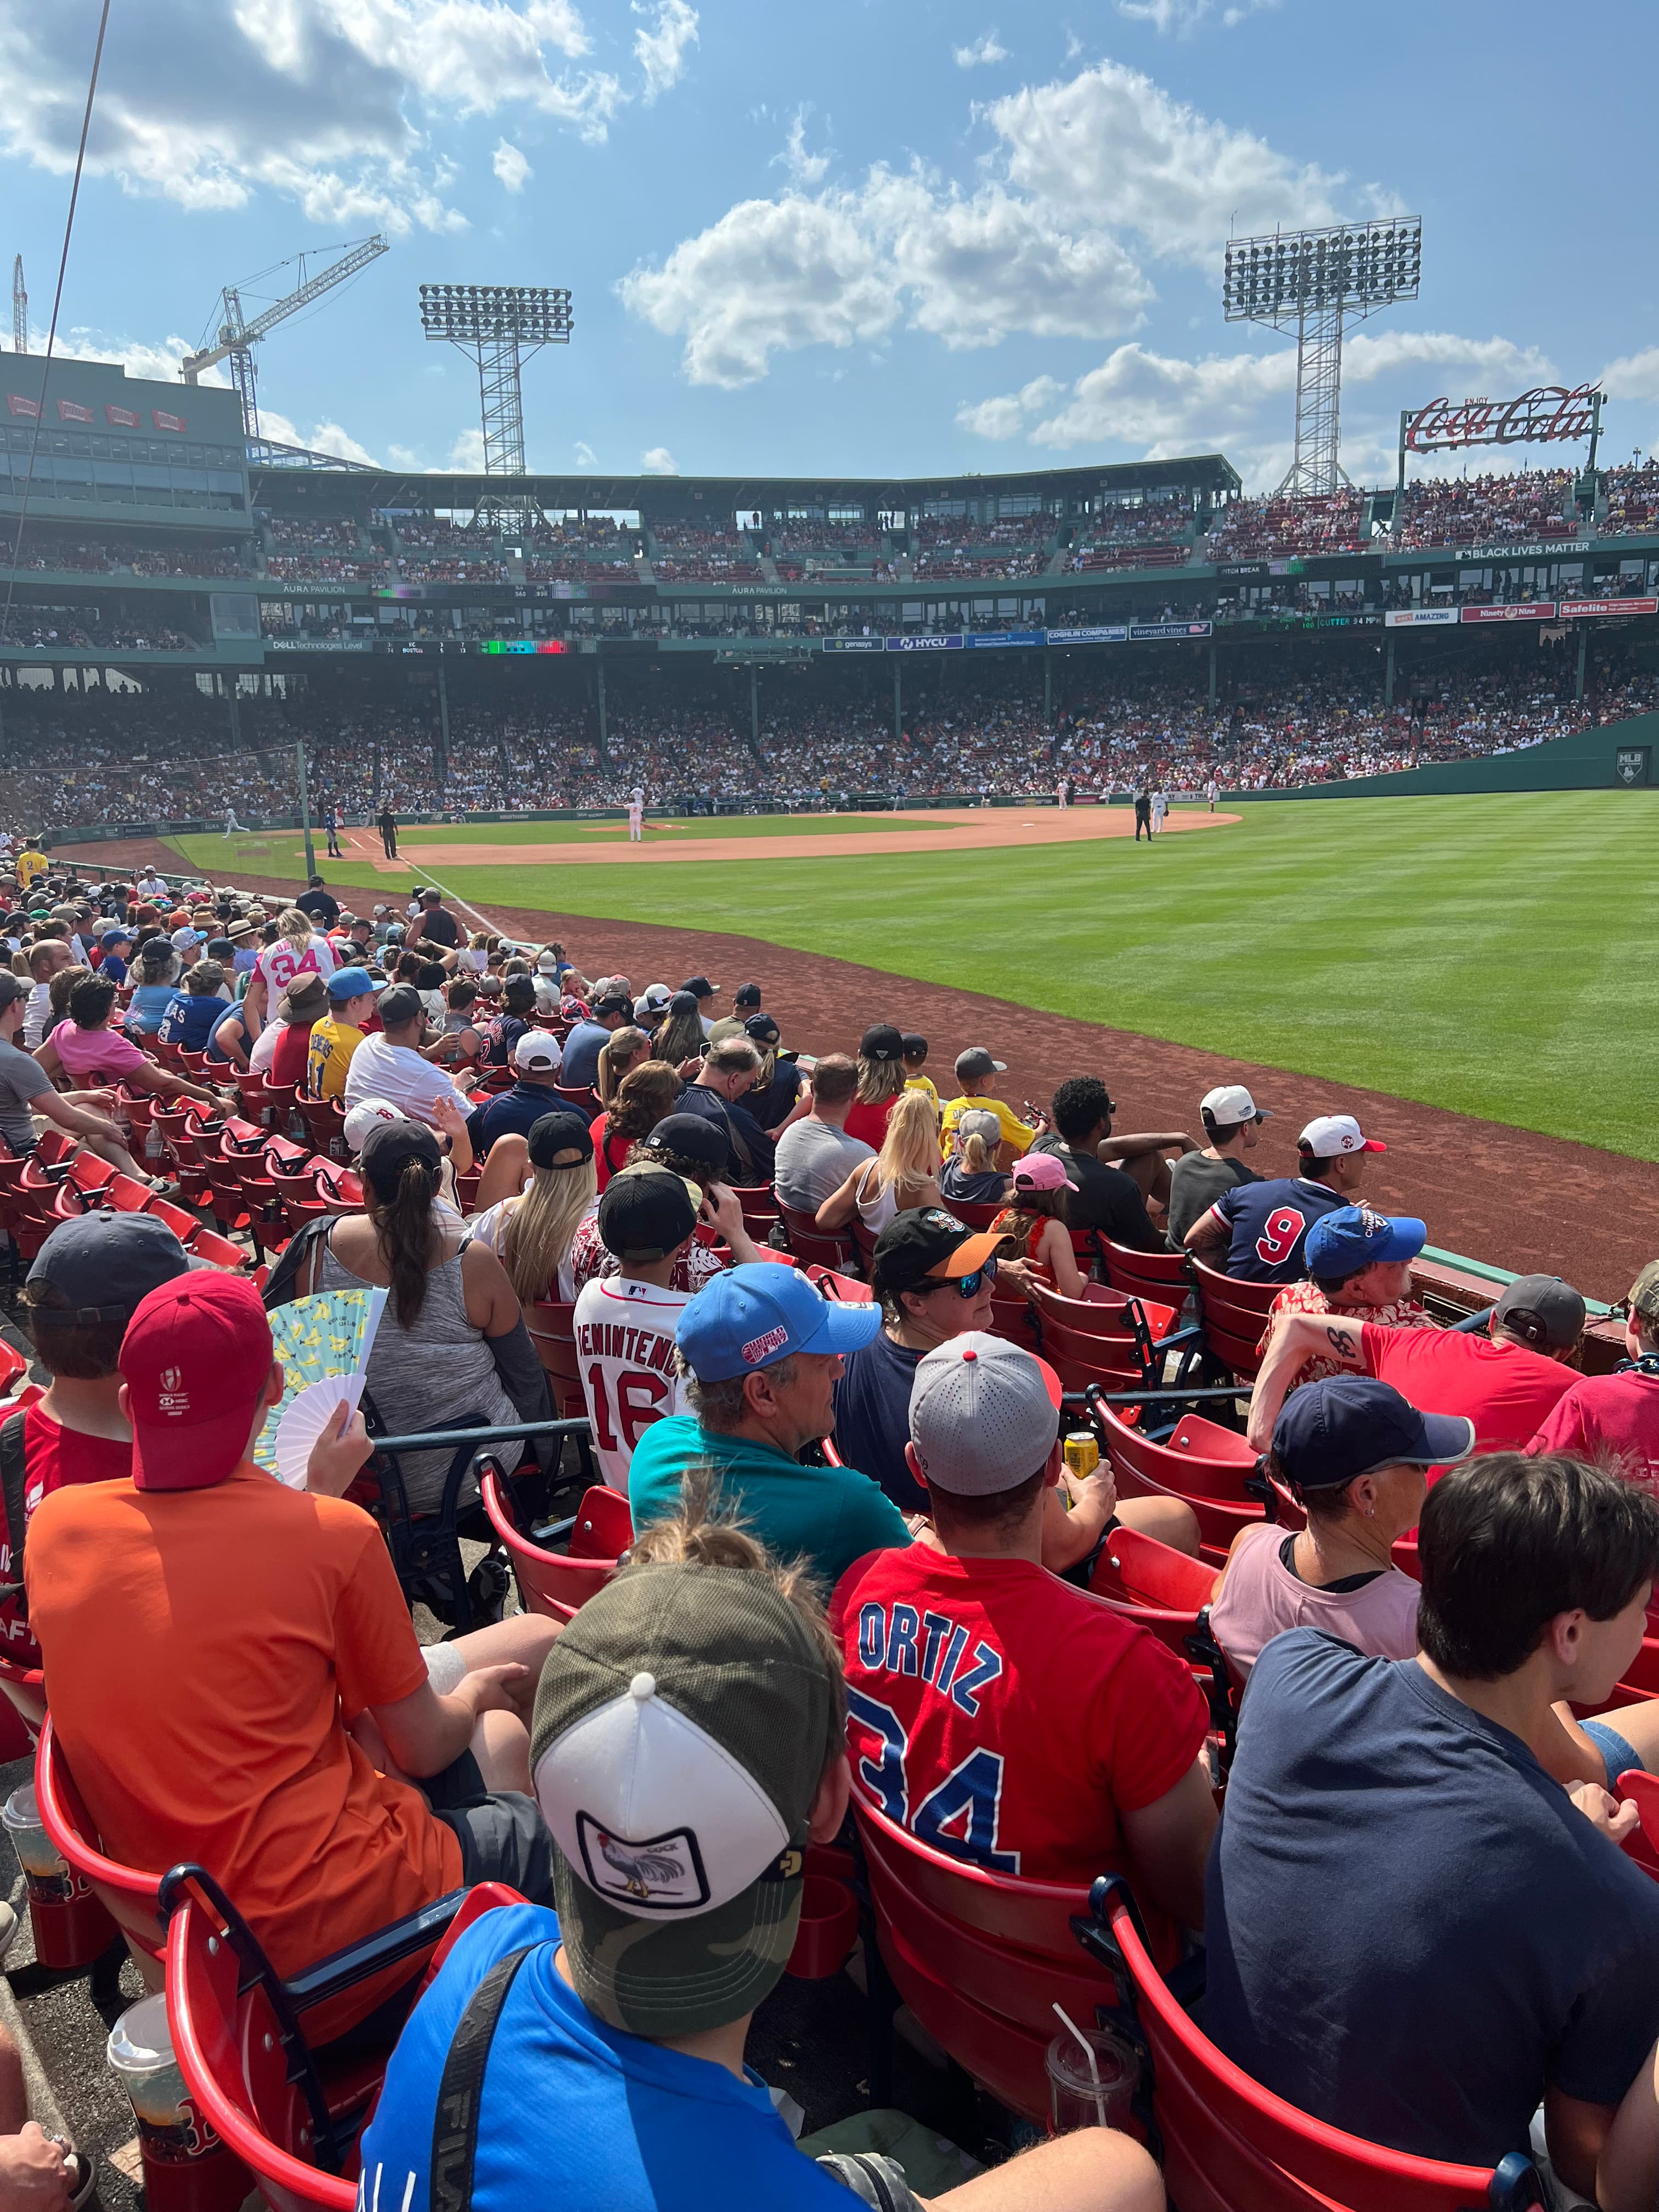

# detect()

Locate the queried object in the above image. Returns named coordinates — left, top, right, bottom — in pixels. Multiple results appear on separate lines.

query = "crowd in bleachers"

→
left=2, top=844, right=1659, bottom=2208
left=1394, top=467, right=1576, bottom=550
left=4, top=531, right=253, bottom=579
left=1205, top=490, right=1368, bottom=562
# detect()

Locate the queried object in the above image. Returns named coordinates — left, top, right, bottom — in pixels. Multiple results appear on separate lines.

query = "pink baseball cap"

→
left=1012, top=1151, right=1077, bottom=1194
left=121, top=1273, right=274, bottom=1491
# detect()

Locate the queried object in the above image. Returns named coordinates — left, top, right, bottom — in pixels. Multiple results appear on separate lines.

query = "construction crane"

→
left=180, top=234, right=388, bottom=438
left=11, top=258, right=25, bottom=356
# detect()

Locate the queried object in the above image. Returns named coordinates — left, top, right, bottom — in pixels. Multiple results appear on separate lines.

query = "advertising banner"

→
left=1460, top=602, right=1556, bottom=623
left=1453, top=540, right=1585, bottom=562
left=885, top=633, right=963, bottom=651
left=1045, top=624, right=1129, bottom=645
left=1129, top=620, right=1212, bottom=641
left=1557, top=598, right=1659, bottom=620
left=105, top=404, right=140, bottom=429
left=964, top=629, right=1045, bottom=649
left=1385, top=607, right=1459, bottom=628
left=151, top=409, right=187, bottom=434
left=1616, top=747, right=1651, bottom=787
left=820, top=636, right=885, bottom=652
left=5, top=396, right=38, bottom=420
left=476, top=639, right=569, bottom=654
left=55, top=400, right=93, bottom=424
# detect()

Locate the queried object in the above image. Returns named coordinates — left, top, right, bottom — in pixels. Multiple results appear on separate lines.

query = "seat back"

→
left=0, top=1649, right=47, bottom=1740
left=1191, top=1259, right=1281, bottom=1321
left=35, top=1719, right=165, bottom=1970
left=1094, top=1402, right=1265, bottom=1556
left=1086, top=1883, right=1540, bottom=2212
left=525, top=1300, right=587, bottom=1419
left=1102, top=1239, right=1191, bottom=1305
left=480, top=1470, right=624, bottom=1622
left=853, top=1800, right=1117, bottom=2125
left=776, top=1199, right=859, bottom=1272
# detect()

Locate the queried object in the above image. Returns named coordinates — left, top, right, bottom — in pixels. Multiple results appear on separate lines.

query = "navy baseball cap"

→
left=327, top=965, right=376, bottom=1000
left=1273, top=1376, right=1475, bottom=1489
left=1304, top=1206, right=1426, bottom=1278
left=677, top=1263, right=880, bottom=1381
left=100, top=924, right=132, bottom=946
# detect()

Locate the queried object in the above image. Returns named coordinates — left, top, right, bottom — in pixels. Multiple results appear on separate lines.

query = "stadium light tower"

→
left=1223, top=218, right=1422, bottom=497
left=419, top=283, right=572, bottom=519
left=11, top=258, right=25, bottom=356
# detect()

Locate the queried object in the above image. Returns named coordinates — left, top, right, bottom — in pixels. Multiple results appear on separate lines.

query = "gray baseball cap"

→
left=908, top=1331, right=1063, bottom=1495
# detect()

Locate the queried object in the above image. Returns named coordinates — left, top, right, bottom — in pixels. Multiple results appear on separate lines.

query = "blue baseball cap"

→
left=100, top=924, right=132, bottom=945
left=327, top=965, right=376, bottom=999
left=676, top=1263, right=880, bottom=1381
left=1304, top=1205, right=1426, bottom=1278
left=1272, top=1376, right=1474, bottom=1489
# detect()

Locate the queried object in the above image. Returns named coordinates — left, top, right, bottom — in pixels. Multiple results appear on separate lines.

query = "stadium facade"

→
left=3, top=354, right=1659, bottom=826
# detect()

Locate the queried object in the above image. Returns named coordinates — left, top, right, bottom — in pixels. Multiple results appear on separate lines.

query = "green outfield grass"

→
left=171, top=792, right=1657, bottom=1157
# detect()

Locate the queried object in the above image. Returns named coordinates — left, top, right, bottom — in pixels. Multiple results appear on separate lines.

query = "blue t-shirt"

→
left=832, top=1329, right=926, bottom=1514
left=124, top=982, right=180, bottom=1037
left=356, top=1904, right=847, bottom=2212
left=465, top=1081, right=566, bottom=1156
left=1211, top=1175, right=1345, bottom=1283
left=561, top=1020, right=612, bottom=1090
left=99, top=952, right=128, bottom=986
left=1205, top=1630, right=1659, bottom=2167
left=156, top=991, right=229, bottom=1052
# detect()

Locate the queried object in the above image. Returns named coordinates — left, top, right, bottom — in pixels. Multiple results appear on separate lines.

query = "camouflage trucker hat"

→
left=529, top=1558, right=842, bottom=2039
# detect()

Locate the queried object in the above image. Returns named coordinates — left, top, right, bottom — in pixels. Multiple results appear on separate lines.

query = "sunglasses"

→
left=919, top=1255, right=1000, bottom=1299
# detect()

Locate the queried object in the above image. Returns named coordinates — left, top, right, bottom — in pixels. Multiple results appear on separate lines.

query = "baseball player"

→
left=1150, top=787, right=1169, bottom=835
left=627, top=787, right=645, bottom=843
left=1056, top=776, right=1069, bottom=810
left=1205, top=775, right=1219, bottom=814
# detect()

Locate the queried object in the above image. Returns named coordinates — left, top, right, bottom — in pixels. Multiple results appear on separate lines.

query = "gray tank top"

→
left=318, top=1232, right=520, bottom=1517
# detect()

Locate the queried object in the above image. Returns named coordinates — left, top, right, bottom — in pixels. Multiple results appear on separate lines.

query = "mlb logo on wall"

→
left=1615, top=748, right=1650, bottom=787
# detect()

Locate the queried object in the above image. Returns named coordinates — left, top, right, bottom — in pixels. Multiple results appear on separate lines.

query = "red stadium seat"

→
left=481, top=1471, right=628, bottom=1623
left=775, top=1198, right=858, bottom=1273
left=1190, top=1259, right=1279, bottom=1380
left=1093, top=1400, right=1265, bottom=1563
left=1078, top=1877, right=1547, bottom=2211
left=1102, top=1238, right=1191, bottom=1308
left=36, top=1719, right=166, bottom=1976
left=524, top=1300, right=589, bottom=1422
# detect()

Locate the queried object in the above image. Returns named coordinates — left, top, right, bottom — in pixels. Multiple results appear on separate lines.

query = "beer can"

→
left=1063, top=1432, right=1099, bottom=1480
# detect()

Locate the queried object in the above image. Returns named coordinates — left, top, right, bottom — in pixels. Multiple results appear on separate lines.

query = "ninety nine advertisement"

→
left=1460, top=602, right=1556, bottom=623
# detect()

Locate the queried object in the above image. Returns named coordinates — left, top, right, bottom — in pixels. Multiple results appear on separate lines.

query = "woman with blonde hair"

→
left=992, top=1149, right=1086, bottom=1297
left=843, top=1021, right=906, bottom=1149
left=650, top=989, right=707, bottom=1071
left=595, top=1024, right=650, bottom=1109
left=940, top=1105, right=1012, bottom=1206
left=245, top=902, right=336, bottom=1037
left=467, top=1109, right=599, bottom=1307
left=816, top=1085, right=941, bottom=1237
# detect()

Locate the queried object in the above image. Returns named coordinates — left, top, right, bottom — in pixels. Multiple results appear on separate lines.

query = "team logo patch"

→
left=1356, top=1205, right=1387, bottom=1235
left=740, top=1325, right=788, bottom=1366
left=157, top=1365, right=189, bottom=1414
left=576, top=1812, right=710, bottom=1912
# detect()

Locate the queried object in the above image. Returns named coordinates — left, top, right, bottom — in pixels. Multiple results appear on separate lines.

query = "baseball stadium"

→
left=5, top=18, right=1659, bottom=2212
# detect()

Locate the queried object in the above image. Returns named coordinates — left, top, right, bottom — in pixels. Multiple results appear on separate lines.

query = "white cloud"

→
left=620, top=161, right=1150, bottom=387
left=258, top=408, right=381, bottom=466
left=632, top=0, right=697, bottom=103
left=1601, top=348, right=1659, bottom=405
left=954, top=30, right=1008, bottom=67
left=639, top=444, right=678, bottom=473
left=986, top=59, right=1352, bottom=268
left=572, top=439, right=598, bottom=465
left=447, top=426, right=486, bottom=470
left=958, top=330, right=1559, bottom=490
left=1116, top=0, right=1278, bottom=35
left=492, top=139, right=532, bottom=193
left=0, top=0, right=622, bottom=235
left=776, top=105, right=831, bottom=186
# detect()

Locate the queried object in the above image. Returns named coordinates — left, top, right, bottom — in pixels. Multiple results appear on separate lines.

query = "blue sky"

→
left=5, top=0, right=1657, bottom=494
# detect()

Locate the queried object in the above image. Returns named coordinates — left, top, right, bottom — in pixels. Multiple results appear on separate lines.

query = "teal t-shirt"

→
left=628, top=1419, right=911, bottom=1588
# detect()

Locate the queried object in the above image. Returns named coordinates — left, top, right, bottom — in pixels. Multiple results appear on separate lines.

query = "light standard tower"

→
left=1223, top=219, right=1422, bottom=497
left=419, top=283, right=573, bottom=530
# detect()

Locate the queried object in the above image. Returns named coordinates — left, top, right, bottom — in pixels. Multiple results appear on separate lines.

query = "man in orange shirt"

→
left=26, top=1272, right=556, bottom=2040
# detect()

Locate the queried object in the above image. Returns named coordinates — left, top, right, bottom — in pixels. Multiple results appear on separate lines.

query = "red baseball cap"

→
left=120, top=1273, right=274, bottom=1491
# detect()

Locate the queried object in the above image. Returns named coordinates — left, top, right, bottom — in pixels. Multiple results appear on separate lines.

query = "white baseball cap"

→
left=515, top=1030, right=563, bottom=1074
left=342, top=1096, right=408, bottom=1154
left=1201, top=1085, right=1271, bottom=1124
left=908, top=1333, right=1063, bottom=1496
left=1299, top=1113, right=1386, bottom=1159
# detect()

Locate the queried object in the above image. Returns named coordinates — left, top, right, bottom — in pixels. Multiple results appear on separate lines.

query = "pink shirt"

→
left=1209, top=1522, right=1421, bottom=1681
left=1527, top=1369, right=1659, bottom=1491
left=52, top=1023, right=148, bottom=1080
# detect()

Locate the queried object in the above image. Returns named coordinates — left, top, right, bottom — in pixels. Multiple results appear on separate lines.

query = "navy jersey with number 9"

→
left=1212, top=1177, right=1347, bottom=1283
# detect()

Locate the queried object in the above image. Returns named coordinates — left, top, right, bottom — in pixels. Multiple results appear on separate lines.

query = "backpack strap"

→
left=428, top=1945, right=533, bottom=2212
left=0, top=1409, right=31, bottom=1616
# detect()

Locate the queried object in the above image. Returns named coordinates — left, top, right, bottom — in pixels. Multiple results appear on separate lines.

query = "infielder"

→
left=627, top=787, right=645, bottom=843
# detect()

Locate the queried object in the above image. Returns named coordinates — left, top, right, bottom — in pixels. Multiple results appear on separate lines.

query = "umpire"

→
left=1133, top=785, right=1152, bottom=841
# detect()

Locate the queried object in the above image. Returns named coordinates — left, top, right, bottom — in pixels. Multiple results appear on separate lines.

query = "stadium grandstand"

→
left=6, top=356, right=1659, bottom=833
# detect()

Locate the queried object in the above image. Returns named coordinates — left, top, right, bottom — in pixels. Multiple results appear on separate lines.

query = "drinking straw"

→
left=1052, top=2001, right=1108, bottom=2126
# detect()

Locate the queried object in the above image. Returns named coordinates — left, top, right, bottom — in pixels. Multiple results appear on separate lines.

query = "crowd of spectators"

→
left=1395, top=467, right=1577, bottom=550
left=1205, top=490, right=1368, bottom=562
left=5, top=531, right=253, bottom=579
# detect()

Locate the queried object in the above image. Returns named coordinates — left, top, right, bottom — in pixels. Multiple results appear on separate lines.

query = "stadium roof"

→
left=249, top=454, right=1243, bottom=512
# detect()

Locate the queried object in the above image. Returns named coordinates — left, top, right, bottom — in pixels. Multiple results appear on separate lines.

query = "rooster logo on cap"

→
left=595, top=1830, right=689, bottom=1901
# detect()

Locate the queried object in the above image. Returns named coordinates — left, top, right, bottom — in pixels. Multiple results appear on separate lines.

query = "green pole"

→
left=1385, top=634, right=1395, bottom=709
left=296, top=741, right=316, bottom=879
left=1043, top=648, right=1053, bottom=723
left=892, top=661, right=901, bottom=743
left=1576, top=625, right=1588, bottom=703
left=1207, top=640, right=1217, bottom=709
left=750, top=662, right=759, bottom=749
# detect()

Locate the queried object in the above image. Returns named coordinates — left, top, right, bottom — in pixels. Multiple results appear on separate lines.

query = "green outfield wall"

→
left=1236, top=711, right=1659, bottom=799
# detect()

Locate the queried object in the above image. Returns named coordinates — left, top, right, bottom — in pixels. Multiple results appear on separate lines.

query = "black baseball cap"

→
left=503, top=975, right=537, bottom=1012
left=1493, top=1274, right=1585, bottom=1352
left=1272, top=1376, right=1475, bottom=1489
left=871, top=1207, right=1004, bottom=1300
left=527, top=1111, right=595, bottom=1171
left=0, top=974, right=26, bottom=1014
left=598, top=1166, right=698, bottom=1260
left=27, top=1210, right=205, bottom=1324
left=359, top=1119, right=443, bottom=1199
left=743, top=1013, right=781, bottom=1048
left=901, top=1032, right=928, bottom=1062
left=859, top=1023, right=904, bottom=1062
left=680, top=975, right=719, bottom=1001
left=376, top=984, right=425, bottom=1026
left=594, top=990, right=634, bottom=1018
left=637, top=1112, right=728, bottom=1182
left=733, top=983, right=761, bottom=1008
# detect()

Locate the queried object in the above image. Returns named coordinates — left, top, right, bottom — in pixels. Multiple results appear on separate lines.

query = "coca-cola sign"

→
left=1403, top=384, right=1600, bottom=454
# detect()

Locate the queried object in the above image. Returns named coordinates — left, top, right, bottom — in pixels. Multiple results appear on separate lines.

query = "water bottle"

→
left=145, top=1122, right=167, bottom=1173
